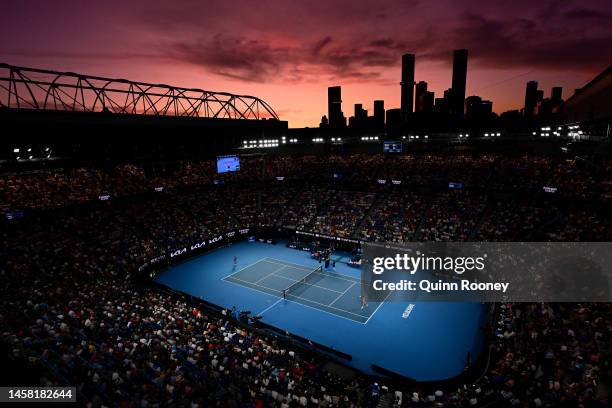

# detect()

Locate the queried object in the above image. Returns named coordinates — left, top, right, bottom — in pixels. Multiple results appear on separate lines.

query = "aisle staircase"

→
left=376, top=392, right=393, bottom=408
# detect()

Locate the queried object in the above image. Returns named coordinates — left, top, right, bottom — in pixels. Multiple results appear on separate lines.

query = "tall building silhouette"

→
left=524, top=81, right=538, bottom=117
left=328, top=86, right=344, bottom=128
left=423, top=91, right=434, bottom=113
left=415, top=81, right=428, bottom=113
left=354, top=104, right=367, bottom=120
left=451, top=49, right=468, bottom=116
left=551, top=86, right=563, bottom=103
left=386, top=108, right=402, bottom=130
left=400, top=53, right=415, bottom=122
left=374, top=100, right=385, bottom=126
left=465, top=95, right=493, bottom=120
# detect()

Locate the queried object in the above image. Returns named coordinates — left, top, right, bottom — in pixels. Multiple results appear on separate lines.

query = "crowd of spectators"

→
left=2, top=153, right=611, bottom=214
left=360, top=192, right=425, bottom=242
left=418, top=192, right=487, bottom=241
left=310, top=191, right=376, bottom=238
left=1, top=153, right=610, bottom=407
left=1, top=213, right=382, bottom=407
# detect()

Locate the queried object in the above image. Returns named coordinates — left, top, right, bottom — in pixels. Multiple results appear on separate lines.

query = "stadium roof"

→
left=560, top=65, right=612, bottom=123
left=0, top=63, right=279, bottom=121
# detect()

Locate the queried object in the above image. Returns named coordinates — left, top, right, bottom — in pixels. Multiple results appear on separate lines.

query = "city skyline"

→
left=2, top=0, right=612, bottom=127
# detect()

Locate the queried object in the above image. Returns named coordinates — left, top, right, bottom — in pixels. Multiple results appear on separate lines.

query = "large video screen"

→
left=383, top=141, right=402, bottom=153
left=217, top=155, right=241, bottom=173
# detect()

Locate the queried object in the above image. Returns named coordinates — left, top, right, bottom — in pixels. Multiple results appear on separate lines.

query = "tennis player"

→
left=360, top=294, right=368, bottom=310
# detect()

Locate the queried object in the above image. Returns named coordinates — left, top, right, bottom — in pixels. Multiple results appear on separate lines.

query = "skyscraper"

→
left=354, top=103, right=363, bottom=119
left=551, top=87, right=563, bottom=103
left=415, top=81, right=428, bottom=113
left=524, top=81, right=538, bottom=117
left=400, top=53, right=415, bottom=122
left=374, top=100, right=385, bottom=126
left=386, top=108, right=402, bottom=130
left=465, top=95, right=493, bottom=120
left=451, top=49, right=468, bottom=117
left=355, top=104, right=367, bottom=120
left=328, top=86, right=344, bottom=128
left=464, top=95, right=482, bottom=119
left=423, top=91, right=434, bottom=113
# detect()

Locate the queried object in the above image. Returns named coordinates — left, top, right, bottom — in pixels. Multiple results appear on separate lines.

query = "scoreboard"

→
left=383, top=141, right=402, bottom=153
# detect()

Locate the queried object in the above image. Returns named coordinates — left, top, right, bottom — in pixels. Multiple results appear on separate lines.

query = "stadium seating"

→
left=1, top=154, right=610, bottom=407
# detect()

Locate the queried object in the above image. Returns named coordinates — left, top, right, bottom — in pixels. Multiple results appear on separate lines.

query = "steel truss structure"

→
left=0, top=63, right=279, bottom=120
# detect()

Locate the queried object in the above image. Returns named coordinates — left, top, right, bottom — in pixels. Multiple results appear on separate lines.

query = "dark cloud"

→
left=3, top=0, right=611, bottom=88
left=168, top=35, right=290, bottom=82
left=563, top=8, right=612, bottom=20
left=312, top=36, right=333, bottom=56
left=425, top=11, right=612, bottom=73
left=167, top=34, right=403, bottom=83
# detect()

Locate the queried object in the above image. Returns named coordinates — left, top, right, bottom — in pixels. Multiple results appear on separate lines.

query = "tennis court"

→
left=223, top=257, right=380, bottom=323
left=155, top=242, right=489, bottom=380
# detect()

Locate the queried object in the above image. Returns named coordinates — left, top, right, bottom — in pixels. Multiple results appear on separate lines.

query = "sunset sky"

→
left=2, top=0, right=612, bottom=127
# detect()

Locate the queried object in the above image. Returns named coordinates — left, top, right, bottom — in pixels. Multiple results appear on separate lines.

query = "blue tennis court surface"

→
left=223, top=257, right=381, bottom=323
left=154, top=241, right=488, bottom=381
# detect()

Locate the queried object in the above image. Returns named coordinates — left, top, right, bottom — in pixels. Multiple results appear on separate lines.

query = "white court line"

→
left=264, top=258, right=359, bottom=284
left=258, top=298, right=282, bottom=316
left=262, top=257, right=313, bottom=271
left=225, top=274, right=370, bottom=320
left=254, top=265, right=287, bottom=284
left=222, top=258, right=271, bottom=280
left=223, top=277, right=367, bottom=324
left=363, top=290, right=393, bottom=325
left=329, top=281, right=356, bottom=307
left=271, top=272, right=344, bottom=294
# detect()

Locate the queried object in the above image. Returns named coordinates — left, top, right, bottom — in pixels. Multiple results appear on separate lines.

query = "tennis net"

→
left=284, top=265, right=323, bottom=296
